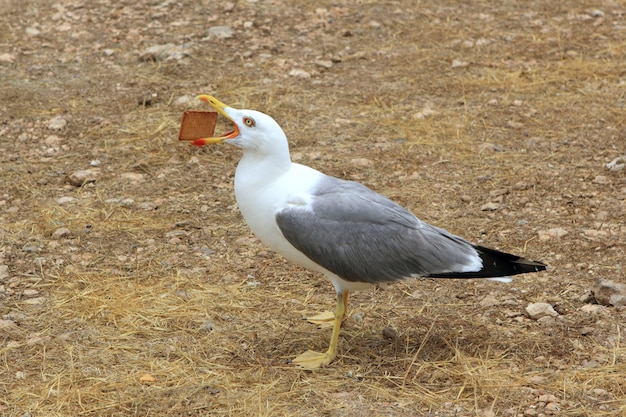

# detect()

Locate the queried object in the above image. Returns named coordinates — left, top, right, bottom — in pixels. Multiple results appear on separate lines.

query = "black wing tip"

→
left=427, top=246, right=547, bottom=279
left=511, top=256, right=548, bottom=272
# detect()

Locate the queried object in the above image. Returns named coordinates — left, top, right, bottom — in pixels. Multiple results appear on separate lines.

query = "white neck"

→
left=234, top=148, right=292, bottom=194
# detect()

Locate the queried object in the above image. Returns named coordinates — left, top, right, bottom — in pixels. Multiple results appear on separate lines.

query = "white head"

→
left=190, top=95, right=290, bottom=163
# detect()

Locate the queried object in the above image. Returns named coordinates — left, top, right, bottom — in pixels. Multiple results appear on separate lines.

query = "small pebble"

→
left=414, top=107, right=436, bottom=119
left=382, top=325, right=397, bottom=340
left=478, top=142, right=503, bottom=152
left=351, top=311, right=365, bottom=322
left=537, top=316, right=557, bottom=326
left=590, top=388, right=609, bottom=398
left=0, top=264, right=8, bottom=280
left=527, top=375, right=547, bottom=384
left=479, top=294, right=500, bottom=307
left=580, top=304, right=604, bottom=314
left=578, top=290, right=594, bottom=303
left=523, top=407, right=538, bottom=416
left=137, top=202, right=158, bottom=211
left=0, top=53, right=16, bottom=63
left=48, top=116, right=67, bottom=130
left=583, top=229, right=608, bottom=239
left=121, top=172, right=145, bottom=183
left=23, top=297, right=47, bottom=305
left=199, top=321, right=215, bottom=332
left=289, top=69, right=311, bottom=79
left=537, top=227, right=568, bottom=240
left=44, top=135, right=61, bottom=146
left=174, top=95, right=193, bottom=108
left=44, top=147, right=60, bottom=157
left=26, top=26, right=41, bottom=36
left=51, top=227, right=71, bottom=240
left=140, top=374, right=156, bottom=384
left=506, top=120, right=524, bottom=129
left=526, top=302, right=558, bottom=320
left=350, top=158, right=372, bottom=166
left=583, top=360, right=600, bottom=369
left=22, top=244, right=39, bottom=253
left=140, top=43, right=191, bottom=62
left=0, top=319, right=17, bottom=329
left=481, top=202, right=501, bottom=211
left=67, top=169, right=98, bottom=187
left=451, top=59, right=469, bottom=68
left=207, top=26, right=235, bottom=40
left=513, top=181, right=529, bottom=190
left=580, top=326, right=595, bottom=335
left=56, top=196, right=77, bottom=205
left=592, top=175, right=609, bottom=185
left=595, top=211, right=608, bottom=221
left=315, top=60, right=333, bottom=69
left=489, top=188, right=510, bottom=198
left=592, top=278, right=626, bottom=307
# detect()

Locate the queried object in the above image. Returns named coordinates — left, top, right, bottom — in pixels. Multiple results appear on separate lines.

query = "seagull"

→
left=186, top=95, right=547, bottom=369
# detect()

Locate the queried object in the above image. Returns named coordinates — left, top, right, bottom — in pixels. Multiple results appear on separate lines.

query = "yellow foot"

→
left=292, top=350, right=334, bottom=369
left=304, top=311, right=336, bottom=328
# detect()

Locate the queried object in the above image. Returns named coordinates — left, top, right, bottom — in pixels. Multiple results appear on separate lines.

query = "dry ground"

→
left=1, top=0, right=625, bottom=416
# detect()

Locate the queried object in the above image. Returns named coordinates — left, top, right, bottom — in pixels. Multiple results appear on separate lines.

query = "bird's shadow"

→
left=252, top=314, right=496, bottom=369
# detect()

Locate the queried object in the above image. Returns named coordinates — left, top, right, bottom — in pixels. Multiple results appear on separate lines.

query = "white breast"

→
left=234, top=162, right=327, bottom=272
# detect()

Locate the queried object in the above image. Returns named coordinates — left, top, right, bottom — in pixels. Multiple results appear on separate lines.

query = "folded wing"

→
left=275, top=176, right=546, bottom=284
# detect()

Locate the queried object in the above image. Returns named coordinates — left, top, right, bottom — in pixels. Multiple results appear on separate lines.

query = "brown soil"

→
left=1, top=0, right=625, bottom=416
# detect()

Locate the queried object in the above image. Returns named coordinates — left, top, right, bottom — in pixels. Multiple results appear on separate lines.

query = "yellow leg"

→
left=293, top=291, right=349, bottom=369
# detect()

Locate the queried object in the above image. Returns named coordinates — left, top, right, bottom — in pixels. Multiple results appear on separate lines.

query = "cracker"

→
left=178, top=111, right=218, bottom=141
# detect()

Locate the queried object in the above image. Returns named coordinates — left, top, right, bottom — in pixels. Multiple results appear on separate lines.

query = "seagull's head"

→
left=191, top=95, right=289, bottom=157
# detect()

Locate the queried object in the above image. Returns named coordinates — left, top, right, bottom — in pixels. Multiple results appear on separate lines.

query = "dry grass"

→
left=1, top=0, right=625, bottom=416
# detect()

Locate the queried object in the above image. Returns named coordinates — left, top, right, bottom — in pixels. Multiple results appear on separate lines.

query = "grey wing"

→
left=275, top=176, right=482, bottom=283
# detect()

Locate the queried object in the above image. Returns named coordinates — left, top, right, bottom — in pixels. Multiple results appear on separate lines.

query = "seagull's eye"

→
left=243, top=117, right=255, bottom=127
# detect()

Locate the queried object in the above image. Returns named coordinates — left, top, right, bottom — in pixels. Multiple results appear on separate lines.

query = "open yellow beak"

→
left=191, top=95, right=240, bottom=146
